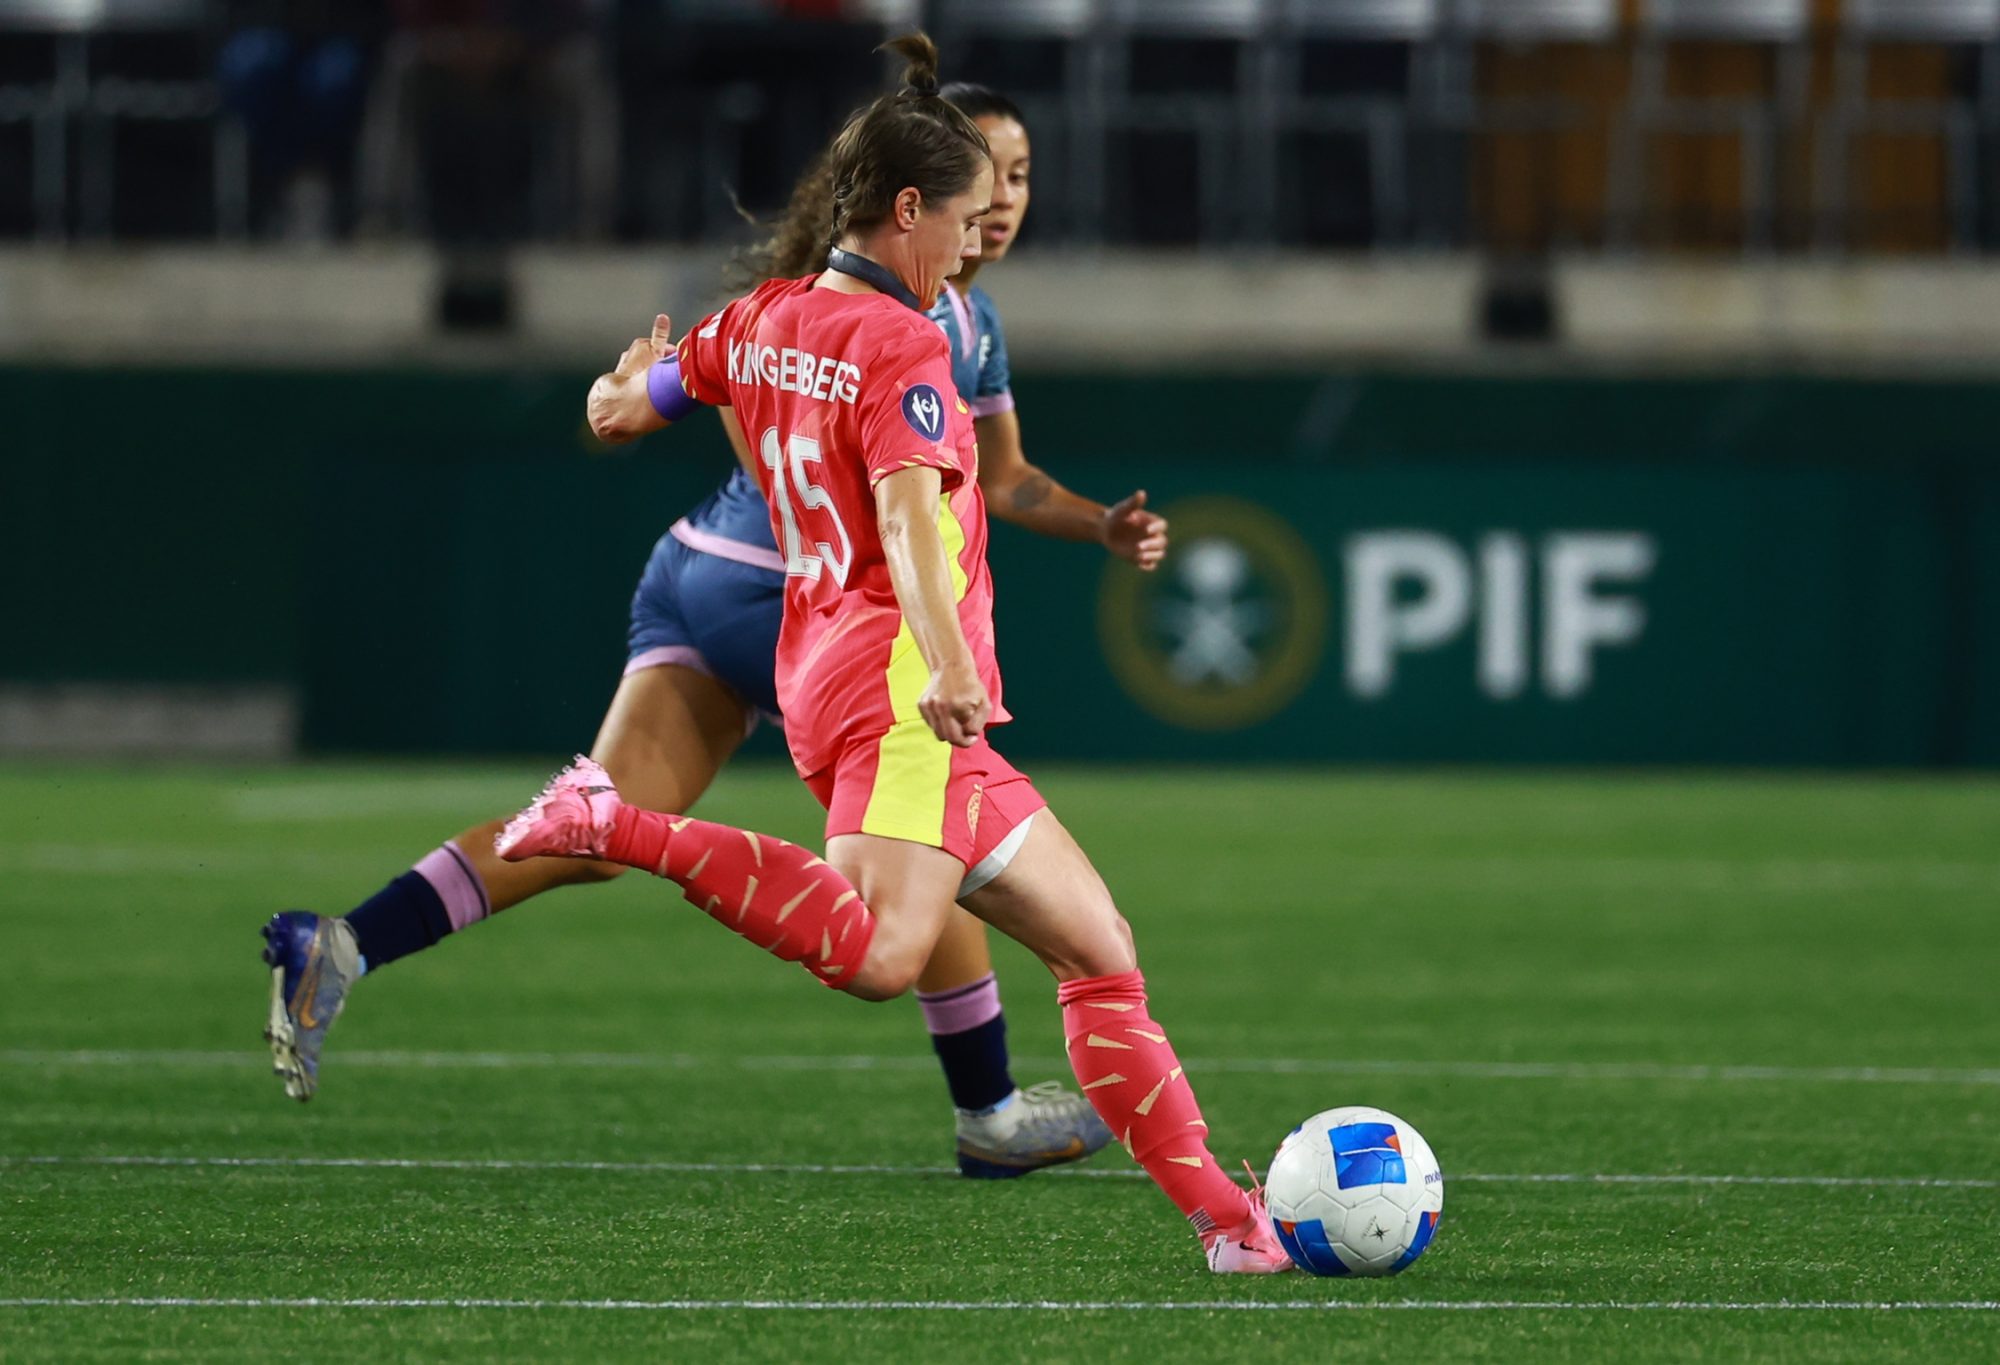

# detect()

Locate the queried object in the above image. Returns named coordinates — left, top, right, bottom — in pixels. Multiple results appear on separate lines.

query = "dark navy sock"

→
left=342, top=870, right=453, bottom=973
left=931, top=1013, right=1017, bottom=1113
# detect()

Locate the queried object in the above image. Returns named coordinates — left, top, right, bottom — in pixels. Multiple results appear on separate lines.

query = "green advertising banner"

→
left=984, top=464, right=1962, bottom=766
left=4, top=365, right=1994, bottom=766
left=286, top=454, right=1981, bottom=767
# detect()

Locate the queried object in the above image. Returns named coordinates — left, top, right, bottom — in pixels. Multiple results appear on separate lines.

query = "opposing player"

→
left=496, top=35, right=1290, bottom=1273
left=260, top=80, right=1161, bottom=1181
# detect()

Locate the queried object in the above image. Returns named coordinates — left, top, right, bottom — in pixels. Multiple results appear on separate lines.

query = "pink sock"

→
left=1059, top=969, right=1252, bottom=1238
left=602, top=804, right=874, bottom=987
left=413, top=843, right=490, bottom=932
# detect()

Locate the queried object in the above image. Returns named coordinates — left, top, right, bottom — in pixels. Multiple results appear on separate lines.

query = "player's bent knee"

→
left=838, top=970, right=906, bottom=1003
left=1044, top=912, right=1137, bottom=982
left=843, top=931, right=929, bottom=1002
left=840, top=957, right=919, bottom=1002
left=1085, top=920, right=1138, bottom=978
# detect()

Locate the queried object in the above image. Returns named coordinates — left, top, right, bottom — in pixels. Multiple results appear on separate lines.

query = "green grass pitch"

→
left=2, top=762, right=1997, bottom=1361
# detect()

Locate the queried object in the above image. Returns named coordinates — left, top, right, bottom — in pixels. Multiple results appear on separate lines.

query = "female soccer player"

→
left=261, top=78, right=1162, bottom=1181
left=495, top=35, right=1291, bottom=1274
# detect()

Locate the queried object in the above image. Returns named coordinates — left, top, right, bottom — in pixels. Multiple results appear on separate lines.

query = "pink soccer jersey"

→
left=676, top=275, right=1008, bottom=777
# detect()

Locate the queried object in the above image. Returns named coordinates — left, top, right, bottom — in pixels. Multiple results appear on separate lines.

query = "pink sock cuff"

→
left=414, top=842, right=491, bottom=933
left=917, top=972, right=1003, bottom=1036
left=1057, top=968, right=1145, bottom=1007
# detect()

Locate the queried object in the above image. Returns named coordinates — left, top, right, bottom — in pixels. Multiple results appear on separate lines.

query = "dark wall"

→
left=6, top=364, right=1996, bottom=764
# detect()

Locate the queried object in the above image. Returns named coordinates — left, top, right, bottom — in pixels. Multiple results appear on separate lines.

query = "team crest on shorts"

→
left=902, top=384, right=946, bottom=441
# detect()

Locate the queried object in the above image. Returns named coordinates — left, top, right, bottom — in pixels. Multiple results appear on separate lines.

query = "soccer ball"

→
left=1264, top=1105, right=1443, bottom=1277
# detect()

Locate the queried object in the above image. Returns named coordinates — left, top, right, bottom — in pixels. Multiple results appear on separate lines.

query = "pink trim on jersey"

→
left=944, top=283, right=977, bottom=361
left=414, top=843, right=491, bottom=934
left=968, top=392, right=1015, bottom=418
left=625, top=645, right=714, bottom=679
left=916, top=972, right=1004, bottom=1036
left=669, top=518, right=786, bottom=573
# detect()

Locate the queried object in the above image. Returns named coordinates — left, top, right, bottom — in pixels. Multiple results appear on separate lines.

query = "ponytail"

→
left=725, top=32, right=991, bottom=287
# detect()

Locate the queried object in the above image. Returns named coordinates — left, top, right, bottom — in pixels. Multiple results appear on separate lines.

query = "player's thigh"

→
left=825, top=832, right=963, bottom=1001
left=591, top=663, right=748, bottom=814
left=959, top=809, right=1136, bottom=983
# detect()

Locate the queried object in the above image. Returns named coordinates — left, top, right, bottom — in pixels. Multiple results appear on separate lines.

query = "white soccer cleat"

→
left=955, top=1081, right=1115, bottom=1178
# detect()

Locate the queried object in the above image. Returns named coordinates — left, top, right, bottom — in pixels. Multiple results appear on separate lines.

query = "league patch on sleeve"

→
left=902, top=384, right=946, bottom=442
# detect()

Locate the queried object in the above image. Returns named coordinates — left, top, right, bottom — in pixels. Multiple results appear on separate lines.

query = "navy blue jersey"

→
left=673, top=465, right=778, bottom=564
left=928, top=281, right=1014, bottom=419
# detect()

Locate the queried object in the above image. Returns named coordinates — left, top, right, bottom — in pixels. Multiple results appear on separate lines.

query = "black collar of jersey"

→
left=824, top=249, right=925, bottom=312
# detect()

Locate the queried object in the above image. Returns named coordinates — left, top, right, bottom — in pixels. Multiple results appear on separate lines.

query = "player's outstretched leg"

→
left=498, top=756, right=877, bottom=986
left=254, top=665, right=747, bottom=1103
left=256, top=833, right=551, bottom=1103
left=962, top=809, right=1292, bottom=1274
left=1058, top=969, right=1288, bottom=1273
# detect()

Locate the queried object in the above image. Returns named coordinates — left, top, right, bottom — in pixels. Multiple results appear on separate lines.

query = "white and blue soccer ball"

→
left=1265, top=1105, right=1443, bottom=1277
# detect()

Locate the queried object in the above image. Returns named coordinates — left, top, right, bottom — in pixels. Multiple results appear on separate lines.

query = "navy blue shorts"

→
left=625, top=530, right=785, bottom=719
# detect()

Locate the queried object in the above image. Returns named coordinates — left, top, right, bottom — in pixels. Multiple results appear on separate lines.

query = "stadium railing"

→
left=1817, top=0, right=2000, bottom=254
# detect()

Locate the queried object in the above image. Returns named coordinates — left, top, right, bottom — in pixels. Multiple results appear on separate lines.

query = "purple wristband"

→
left=646, top=354, right=702, bottom=422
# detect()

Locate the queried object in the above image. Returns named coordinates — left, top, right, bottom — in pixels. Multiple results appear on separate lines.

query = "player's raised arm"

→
left=587, top=313, right=702, bottom=445
left=875, top=465, right=990, bottom=748
left=973, top=410, right=1169, bottom=571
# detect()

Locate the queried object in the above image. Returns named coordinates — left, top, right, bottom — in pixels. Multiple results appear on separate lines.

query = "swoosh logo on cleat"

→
left=1025, top=1138, right=1088, bottom=1162
left=957, top=1137, right=1089, bottom=1167
left=293, top=947, right=323, bottom=1031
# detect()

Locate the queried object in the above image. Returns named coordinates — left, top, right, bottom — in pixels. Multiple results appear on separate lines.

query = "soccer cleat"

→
left=1205, top=1179, right=1295, bottom=1275
left=495, top=755, right=623, bottom=862
left=955, top=1080, right=1116, bottom=1179
left=261, top=911, right=361, bottom=1103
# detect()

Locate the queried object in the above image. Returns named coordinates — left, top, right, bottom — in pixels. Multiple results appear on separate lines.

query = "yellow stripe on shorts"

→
left=859, top=493, right=974, bottom=847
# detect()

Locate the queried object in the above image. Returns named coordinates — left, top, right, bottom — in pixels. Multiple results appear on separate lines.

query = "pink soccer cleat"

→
left=495, top=756, right=625, bottom=861
left=1204, top=1185, right=1295, bottom=1275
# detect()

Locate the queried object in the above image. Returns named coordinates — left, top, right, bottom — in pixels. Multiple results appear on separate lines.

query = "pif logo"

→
left=902, top=384, right=945, bottom=442
left=1098, top=498, right=1327, bottom=731
left=1344, top=531, right=1656, bottom=699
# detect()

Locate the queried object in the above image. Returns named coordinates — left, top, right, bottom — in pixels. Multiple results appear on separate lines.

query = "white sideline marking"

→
left=5, top=1048, right=1999, bottom=1087
left=0, top=1296, right=1995, bottom=1314
left=5, top=1155, right=1995, bottom=1191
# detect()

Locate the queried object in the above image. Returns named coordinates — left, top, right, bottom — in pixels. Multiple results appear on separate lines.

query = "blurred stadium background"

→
left=7, top=7, right=2000, bottom=1354
left=3, top=0, right=1998, bottom=768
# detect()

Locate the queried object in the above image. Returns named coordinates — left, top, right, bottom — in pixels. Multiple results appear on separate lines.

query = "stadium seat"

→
left=1818, top=0, right=2000, bottom=252
left=1446, top=0, right=1620, bottom=251
left=1091, top=0, right=1265, bottom=244
left=0, top=0, right=239, bottom=240
left=1245, top=0, right=1447, bottom=245
left=1452, top=0, right=1619, bottom=44
left=930, top=0, right=1099, bottom=244
left=1617, top=0, right=1813, bottom=251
